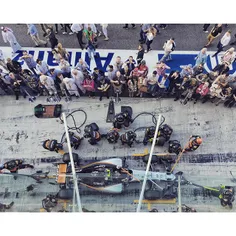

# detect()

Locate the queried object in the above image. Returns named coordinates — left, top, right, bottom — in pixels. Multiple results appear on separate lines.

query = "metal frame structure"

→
left=62, top=112, right=82, bottom=212
left=136, top=114, right=163, bottom=212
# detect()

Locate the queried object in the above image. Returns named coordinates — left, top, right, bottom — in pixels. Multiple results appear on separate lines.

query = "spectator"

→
left=20, top=51, right=37, bottom=75
left=27, top=24, right=47, bottom=47
left=214, top=87, right=232, bottom=106
left=221, top=47, right=235, bottom=65
left=59, top=58, right=71, bottom=78
left=92, top=67, right=102, bottom=85
left=192, top=82, right=210, bottom=104
left=167, top=71, right=181, bottom=94
left=202, top=80, right=223, bottom=103
left=123, top=24, right=136, bottom=29
left=52, top=49, right=62, bottom=64
left=147, top=71, right=159, bottom=96
left=193, top=63, right=204, bottom=77
left=83, top=75, right=95, bottom=98
left=75, top=58, right=89, bottom=72
left=71, top=24, right=85, bottom=50
left=139, top=24, right=151, bottom=44
left=180, top=64, right=193, bottom=79
left=107, top=65, right=116, bottom=81
left=113, top=56, right=123, bottom=71
left=97, top=76, right=111, bottom=101
left=6, top=58, right=22, bottom=74
left=120, top=65, right=131, bottom=81
left=212, top=62, right=230, bottom=75
left=100, top=24, right=109, bottom=41
left=0, top=49, right=8, bottom=71
left=62, top=24, right=74, bottom=35
left=195, top=48, right=208, bottom=66
left=127, top=77, right=137, bottom=97
left=156, top=62, right=170, bottom=76
left=138, top=60, right=149, bottom=77
left=1, top=26, right=21, bottom=55
left=56, top=43, right=70, bottom=61
left=136, top=44, right=145, bottom=65
left=36, top=59, right=50, bottom=75
left=145, top=26, right=157, bottom=53
left=156, top=74, right=170, bottom=97
left=224, top=88, right=236, bottom=108
left=45, top=28, right=58, bottom=50
left=71, top=69, right=86, bottom=94
left=39, top=75, right=57, bottom=95
left=174, top=77, right=191, bottom=101
left=63, top=77, right=80, bottom=97
left=205, top=24, right=222, bottom=47
left=212, top=30, right=231, bottom=57
left=111, top=71, right=125, bottom=95
left=160, top=38, right=176, bottom=62
left=125, top=56, right=136, bottom=72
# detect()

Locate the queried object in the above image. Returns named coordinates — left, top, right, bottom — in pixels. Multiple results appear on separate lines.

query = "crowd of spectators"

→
left=0, top=24, right=236, bottom=108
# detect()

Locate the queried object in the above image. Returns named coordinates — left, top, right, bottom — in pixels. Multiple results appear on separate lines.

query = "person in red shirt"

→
left=192, top=82, right=210, bottom=104
left=83, top=74, right=95, bottom=98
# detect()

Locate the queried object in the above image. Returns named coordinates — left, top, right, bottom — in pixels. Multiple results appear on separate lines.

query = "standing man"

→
left=205, top=24, right=223, bottom=47
left=71, top=24, right=85, bottom=50
left=184, top=135, right=202, bottom=152
left=45, top=28, right=58, bottom=50
left=97, top=76, right=111, bottom=101
left=139, top=24, right=150, bottom=44
left=160, top=37, right=176, bottom=62
left=20, top=51, right=37, bottom=75
left=1, top=27, right=21, bottom=55
left=0, top=49, right=8, bottom=71
left=101, top=24, right=109, bottom=41
left=27, top=24, right=47, bottom=47
left=212, top=30, right=231, bottom=57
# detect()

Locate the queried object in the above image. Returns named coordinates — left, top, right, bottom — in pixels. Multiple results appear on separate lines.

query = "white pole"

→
left=62, top=112, right=82, bottom=212
left=136, top=114, right=162, bottom=212
left=178, top=175, right=182, bottom=212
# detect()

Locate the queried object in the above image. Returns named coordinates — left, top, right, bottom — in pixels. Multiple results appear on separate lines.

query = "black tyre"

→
left=144, top=190, right=162, bottom=200
left=62, top=153, right=79, bottom=163
left=143, top=155, right=161, bottom=164
left=156, top=136, right=166, bottom=146
left=57, top=189, right=73, bottom=200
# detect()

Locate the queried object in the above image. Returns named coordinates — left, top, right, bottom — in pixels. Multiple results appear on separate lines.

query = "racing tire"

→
left=57, top=189, right=73, bottom=200
left=156, top=136, right=166, bottom=146
left=62, top=153, right=79, bottom=163
left=144, top=190, right=162, bottom=200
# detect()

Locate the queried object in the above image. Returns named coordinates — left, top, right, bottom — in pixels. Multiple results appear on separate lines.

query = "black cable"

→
left=132, top=112, right=165, bottom=143
left=60, top=109, right=87, bottom=143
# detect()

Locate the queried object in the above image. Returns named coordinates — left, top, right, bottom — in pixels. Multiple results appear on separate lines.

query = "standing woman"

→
left=136, top=44, right=145, bottom=65
left=195, top=48, right=208, bottom=66
left=56, top=43, right=70, bottom=61
left=145, top=26, right=157, bottom=53
left=1, top=27, right=21, bottom=56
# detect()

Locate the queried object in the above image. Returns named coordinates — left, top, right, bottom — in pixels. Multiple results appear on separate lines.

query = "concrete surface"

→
left=0, top=96, right=236, bottom=212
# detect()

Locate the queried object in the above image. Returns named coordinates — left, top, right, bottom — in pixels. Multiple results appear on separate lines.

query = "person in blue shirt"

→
left=27, top=24, right=47, bottom=47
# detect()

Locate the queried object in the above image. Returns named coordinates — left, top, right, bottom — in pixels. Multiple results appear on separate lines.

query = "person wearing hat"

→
left=185, top=135, right=202, bottom=152
left=160, top=37, right=176, bottom=62
left=120, top=131, right=137, bottom=147
left=1, top=27, right=21, bottom=55
left=212, top=30, right=232, bottom=57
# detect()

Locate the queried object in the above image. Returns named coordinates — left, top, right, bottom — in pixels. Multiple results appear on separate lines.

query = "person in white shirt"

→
left=63, top=77, right=80, bottom=97
left=71, top=69, right=86, bottom=94
left=40, top=75, right=57, bottom=95
left=71, top=24, right=85, bottom=49
left=36, top=59, right=49, bottom=75
left=0, top=50, right=8, bottom=71
left=212, top=30, right=231, bottom=57
left=145, top=26, right=157, bottom=53
left=1, top=27, right=21, bottom=55
left=160, top=38, right=176, bottom=62
left=100, top=24, right=109, bottom=41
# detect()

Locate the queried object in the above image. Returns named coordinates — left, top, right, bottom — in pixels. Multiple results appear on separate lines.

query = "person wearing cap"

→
left=160, top=38, right=176, bottom=62
left=1, top=26, right=21, bottom=55
left=212, top=30, right=232, bottom=57
left=184, top=135, right=202, bottom=152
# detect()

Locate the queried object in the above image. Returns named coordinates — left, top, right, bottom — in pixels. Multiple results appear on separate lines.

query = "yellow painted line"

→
left=40, top=208, right=46, bottom=212
left=147, top=203, right=151, bottom=210
left=133, top=199, right=176, bottom=204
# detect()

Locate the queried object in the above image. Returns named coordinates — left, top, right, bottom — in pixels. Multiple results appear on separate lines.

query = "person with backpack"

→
left=160, top=38, right=176, bottom=62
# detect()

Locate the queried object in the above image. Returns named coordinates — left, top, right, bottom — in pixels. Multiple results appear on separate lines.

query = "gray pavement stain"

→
left=0, top=97, right=236, bottom=212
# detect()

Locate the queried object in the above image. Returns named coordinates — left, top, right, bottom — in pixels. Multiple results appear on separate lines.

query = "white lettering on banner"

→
left=0, top=46, right=235, bottom=75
